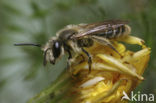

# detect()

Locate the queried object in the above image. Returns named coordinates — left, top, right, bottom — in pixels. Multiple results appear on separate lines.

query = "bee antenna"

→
left=14, top=43, right=41, bottom=47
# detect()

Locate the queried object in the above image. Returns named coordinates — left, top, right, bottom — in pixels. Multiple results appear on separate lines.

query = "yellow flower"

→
left=70, top=36, right=150, bottom=103
left=28, top=35, right=150, bottom=103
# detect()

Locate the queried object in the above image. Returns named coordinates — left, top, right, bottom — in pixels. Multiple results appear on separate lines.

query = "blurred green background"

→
left=0, top=0, right=156, bottom=103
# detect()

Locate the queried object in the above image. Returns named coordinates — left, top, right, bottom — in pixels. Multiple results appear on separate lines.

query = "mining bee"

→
left=15, top=20, right=131, bottom=72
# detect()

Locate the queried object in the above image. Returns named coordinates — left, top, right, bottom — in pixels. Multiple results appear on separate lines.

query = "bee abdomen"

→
left=96, top=24, right=131, bottom=39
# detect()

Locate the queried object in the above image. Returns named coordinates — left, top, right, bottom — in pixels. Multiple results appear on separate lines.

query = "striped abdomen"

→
left=95, top=24, right=131, bottom=39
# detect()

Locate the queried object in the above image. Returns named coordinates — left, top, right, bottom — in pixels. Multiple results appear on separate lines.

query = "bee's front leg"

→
left=66, top=50, right=80, bottom=73
left=67, top=50, right=86, bottom=74
left=67, top=50, right=72, bottom=71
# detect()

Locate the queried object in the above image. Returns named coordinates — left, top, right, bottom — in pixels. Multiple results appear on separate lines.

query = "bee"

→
left=15, top=20, right=131, bottom=72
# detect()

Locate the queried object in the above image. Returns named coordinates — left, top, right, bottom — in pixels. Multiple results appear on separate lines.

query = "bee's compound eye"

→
left=55, top=42, right=59, bottom=48
left=52, top=41, right=62, bottom=58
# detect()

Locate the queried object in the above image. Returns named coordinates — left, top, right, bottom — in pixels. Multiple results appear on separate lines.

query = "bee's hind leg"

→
left=81, top=48, right=92, bottom=73
left=91, top=36, right=121, bottom=56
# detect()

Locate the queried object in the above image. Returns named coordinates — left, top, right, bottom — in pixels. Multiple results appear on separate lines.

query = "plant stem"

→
left=27, top=70, right=75, bottom=103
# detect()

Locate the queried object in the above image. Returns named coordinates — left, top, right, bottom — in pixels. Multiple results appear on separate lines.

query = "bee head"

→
left=43, top=38, right=63, bottom=66
left=14, top=38, right=63, bottom=66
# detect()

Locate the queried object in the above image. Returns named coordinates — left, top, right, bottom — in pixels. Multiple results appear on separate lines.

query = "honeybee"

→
left=15, top=20, right=131, bottom=72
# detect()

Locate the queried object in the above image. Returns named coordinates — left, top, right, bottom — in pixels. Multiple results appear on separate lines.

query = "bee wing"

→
left=72, top=20, right=129, bottom=38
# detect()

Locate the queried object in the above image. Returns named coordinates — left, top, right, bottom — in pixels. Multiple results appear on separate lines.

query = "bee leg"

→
left=67, top=50, right=72, bottom=59
left=81, top=48, right=92, bottom=73
left=67, top=50, right=72, bottom=69
left=106, top=42, right=121, bottom=56
left=79, top=54, right=85, bottom=63
left=67, top=51, right=78, bottom=78
left=91, top=36, right=121, bottom=56
left=43, top=48, right=51, bottom=66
